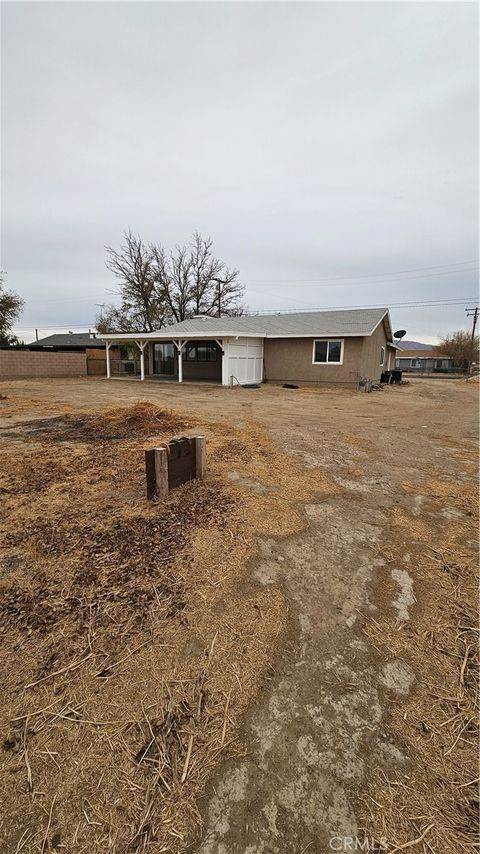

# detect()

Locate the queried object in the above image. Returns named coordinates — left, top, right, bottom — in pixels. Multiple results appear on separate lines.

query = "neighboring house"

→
left=395, top=339, right=434, bottom=351
left=395, top=348, right=454, bottom=373
left=28, top=332, right=104, bottom=352
left=28, top=332, right=122, bottom=376
left=100, top=307, right=397, bottom=387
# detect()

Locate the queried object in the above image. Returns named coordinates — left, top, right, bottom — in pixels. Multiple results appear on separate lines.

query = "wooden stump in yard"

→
left=145, top=436, right=206, bottom=500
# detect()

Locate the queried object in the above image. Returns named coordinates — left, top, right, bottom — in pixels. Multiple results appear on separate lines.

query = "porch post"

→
left=106, top=342, right=111, bottom=379
left=136, top=341, right=147, bottom=381
left=177, top=340, right=183, bottom=383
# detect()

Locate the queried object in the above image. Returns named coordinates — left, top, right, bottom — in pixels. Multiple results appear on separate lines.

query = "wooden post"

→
left=106, top=342, right=111, bottom=379
left=195, top=435, right=206, bottom=479
left=155, top=447, right=169, bottom=498
left=145, top=447, right=169, bottom=500
left=178, top=342, right=183, bottom=383
left=136, top=340, right=147, bottom=381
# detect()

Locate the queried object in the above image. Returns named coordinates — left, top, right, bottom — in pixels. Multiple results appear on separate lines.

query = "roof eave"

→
left=100, top=330, right=379, bottom=341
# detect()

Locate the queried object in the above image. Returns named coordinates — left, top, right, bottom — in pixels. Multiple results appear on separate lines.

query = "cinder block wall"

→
left=0, top=350, right=87, bottom=378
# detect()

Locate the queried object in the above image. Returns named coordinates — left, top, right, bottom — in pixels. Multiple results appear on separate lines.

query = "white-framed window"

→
left=380, top=346, right=385, bottom=366
left=312, top=339, right=344, bottom=365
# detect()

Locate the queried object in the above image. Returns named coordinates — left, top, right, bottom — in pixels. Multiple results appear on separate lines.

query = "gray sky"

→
left=2, top=1, right=478, bottom=343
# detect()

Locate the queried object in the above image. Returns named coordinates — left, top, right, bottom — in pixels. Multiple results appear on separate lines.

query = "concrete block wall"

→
left=0, top=350, right=87, bottom=378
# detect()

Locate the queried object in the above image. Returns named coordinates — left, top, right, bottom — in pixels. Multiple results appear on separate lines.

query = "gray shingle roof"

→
left=101, top=308, right=390, bottom=340
left=30, top=333, right=103, bottom=348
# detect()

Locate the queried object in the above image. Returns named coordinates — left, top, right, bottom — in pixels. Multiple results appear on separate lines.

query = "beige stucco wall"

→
left=264, top=337, right=364, bottom=385
left=359, top=320, right=389, bottom=381
left=0, top=350, right=87, bottom=378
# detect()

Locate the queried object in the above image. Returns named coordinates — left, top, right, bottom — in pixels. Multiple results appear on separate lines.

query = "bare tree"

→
left=150, top=232, right=243, bottom=321
left=153, top=243, right=192, bottom=323
left=97, top=231, right=244, bottom=333
left=98, top=231, right=168, bottom=333
left=0, top=273, right=24, bottom=345
left=189, top=232, right=242, bottom=317
left=439, top=330, right=480, bottom=368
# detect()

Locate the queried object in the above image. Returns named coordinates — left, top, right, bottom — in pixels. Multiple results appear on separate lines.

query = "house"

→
left=395, top=348, right=454, bottom=373
left=28, top=332, right=104, bottom=352
left=100, top=307, right=397, bottom=387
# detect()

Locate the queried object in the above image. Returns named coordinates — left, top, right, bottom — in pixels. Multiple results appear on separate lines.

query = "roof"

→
left=397, top=340, right=434, bottom=351
left=396, top=349, right=450, bottom=360
left=100, top=308, right=391, bottom=341
left=29, top=333, right=104, bottom=349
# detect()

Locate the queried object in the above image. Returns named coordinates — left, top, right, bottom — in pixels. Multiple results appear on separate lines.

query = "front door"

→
left=153, top=342, right=175, bottom=375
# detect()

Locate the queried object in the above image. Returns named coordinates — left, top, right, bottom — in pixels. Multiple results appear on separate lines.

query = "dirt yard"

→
left=0, top=377, right=478, bottom=854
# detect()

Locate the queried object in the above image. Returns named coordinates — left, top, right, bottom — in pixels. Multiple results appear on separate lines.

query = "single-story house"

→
left=28, top=332, right=105, bottom=352
left=395, top=349, right=454, bottom=373
left=100, top=307, right=397, bottom=387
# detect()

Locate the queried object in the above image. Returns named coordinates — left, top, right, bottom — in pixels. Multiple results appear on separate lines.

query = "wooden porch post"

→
left=106, top=342, right=111, bottom=379
left=175, top=340, right=185, bottom=383
left=136, top=341, right=147, bottom=381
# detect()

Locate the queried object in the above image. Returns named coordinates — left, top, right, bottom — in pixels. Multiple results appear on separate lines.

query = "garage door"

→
left=225, top=337, right=263, bottom=384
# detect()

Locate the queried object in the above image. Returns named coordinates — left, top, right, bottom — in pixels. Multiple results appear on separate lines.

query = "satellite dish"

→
left=394, top=329, right=406, bottom=340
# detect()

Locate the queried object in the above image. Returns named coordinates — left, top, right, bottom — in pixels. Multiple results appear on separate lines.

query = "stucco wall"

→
left=0, top=350, right=87, bottom=379
left=264, top=337, right=364, bottom=385
left=360, top=320, right=389, bottom=381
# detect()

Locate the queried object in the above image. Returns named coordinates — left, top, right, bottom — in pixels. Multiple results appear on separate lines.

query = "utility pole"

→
left=212, top=278, right=225, bottom=317
left=466, top=306, right=479, bottom=341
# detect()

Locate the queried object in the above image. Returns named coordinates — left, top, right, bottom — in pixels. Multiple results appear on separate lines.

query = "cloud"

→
left=2, top=1, right=478, bottom=342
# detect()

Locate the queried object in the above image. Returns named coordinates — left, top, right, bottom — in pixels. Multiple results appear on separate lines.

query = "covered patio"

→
left=101, top=331, right=264, bottom=386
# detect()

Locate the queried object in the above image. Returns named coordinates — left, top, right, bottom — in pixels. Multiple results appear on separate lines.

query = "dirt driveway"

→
left=1, top=376, right=478, bottom=853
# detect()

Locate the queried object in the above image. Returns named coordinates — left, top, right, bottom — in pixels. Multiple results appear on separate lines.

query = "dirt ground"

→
left=0, top=376, right=478, bottom=854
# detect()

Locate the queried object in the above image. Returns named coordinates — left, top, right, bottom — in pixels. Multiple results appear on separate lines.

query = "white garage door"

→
left=224, top=337, right=264, bottom=385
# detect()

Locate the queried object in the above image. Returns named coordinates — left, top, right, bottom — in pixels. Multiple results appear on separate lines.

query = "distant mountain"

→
left=396, top=340, right=434, bottom=351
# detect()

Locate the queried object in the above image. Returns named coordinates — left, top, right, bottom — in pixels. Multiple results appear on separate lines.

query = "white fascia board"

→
left=100, top=328, right=387, bottom=341
left=369, top=310, right=393, bottom=342
left=264, top=331, right=372, bottom=338
left=99, top=331, right=264, bottom=341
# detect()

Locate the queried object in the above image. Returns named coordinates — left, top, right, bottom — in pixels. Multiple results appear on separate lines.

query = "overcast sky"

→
left=2, top=1, right=478, bottom=343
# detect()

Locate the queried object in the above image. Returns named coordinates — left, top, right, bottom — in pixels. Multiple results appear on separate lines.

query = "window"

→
left=119, top=345, right=135, bottom=360
left=312, top=339, right=343, bottom=365
left=183, top=341, right=218, bottom=362
left=380, top=346, right=385, bottom=366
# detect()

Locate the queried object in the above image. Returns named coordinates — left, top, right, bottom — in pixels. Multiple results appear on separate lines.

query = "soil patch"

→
left=359, top=476, right=479, bottom=853
left=0, top=399, right=335, bottom=853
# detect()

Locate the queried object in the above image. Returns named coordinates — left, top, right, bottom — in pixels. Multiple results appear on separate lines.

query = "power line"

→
left=21, top=260, right=480, bottom=302
left=242, top=258, right=478, bottom=283
left=14, top=297, right=477, bottom=330
left=244, top=266, right=479, bottom=286
left=245, top=297, right=478, bottom=315
left=14, top=323, right=96, bottom=330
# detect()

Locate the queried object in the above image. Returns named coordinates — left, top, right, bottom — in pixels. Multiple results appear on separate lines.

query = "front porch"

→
left=106, top=338, right=225, bottom=384
left=103, top=333, right=264, bottom=387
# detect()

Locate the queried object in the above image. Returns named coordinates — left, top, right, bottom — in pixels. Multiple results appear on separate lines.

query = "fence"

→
left=111, top=359, right=141, bottom=377
left=0, top=350, right=87, bottom=379
left=86, top=355, right=107, bottom=376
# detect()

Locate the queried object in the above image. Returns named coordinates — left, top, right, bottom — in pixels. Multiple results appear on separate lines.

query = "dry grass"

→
left=359, top=475, right=479, bottom=853
left=0, top=400, right=336, bottom=853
